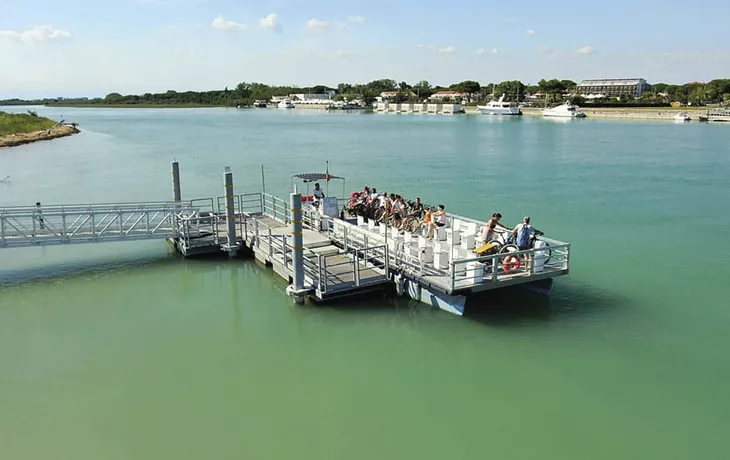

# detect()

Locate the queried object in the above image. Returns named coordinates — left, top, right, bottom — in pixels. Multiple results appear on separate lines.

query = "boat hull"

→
left=477, top=107, right=522, bottom=116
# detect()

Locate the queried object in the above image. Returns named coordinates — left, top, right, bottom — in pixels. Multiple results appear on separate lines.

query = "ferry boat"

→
left=707, top=108, right=730, bottom=122
left=477, top=94, right=522, bottom=116
left=543, top=102, right=586, bottom=118
left=277, top=99, right=295, bottom=109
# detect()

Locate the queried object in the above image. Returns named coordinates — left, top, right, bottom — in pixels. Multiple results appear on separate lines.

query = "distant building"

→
left=576, top=78, right=651, bottom=98
left=428, top=90, right=468, bottom=101
left=289, top=90, right=335, bottom=103
left=377, top=91, right=416, bottom=102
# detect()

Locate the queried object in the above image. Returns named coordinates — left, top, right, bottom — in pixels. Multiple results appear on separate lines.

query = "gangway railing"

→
left=0, top=201, right=205, bottom=248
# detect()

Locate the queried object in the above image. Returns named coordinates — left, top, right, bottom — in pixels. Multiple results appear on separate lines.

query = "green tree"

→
left=652, top=83, right=669, bottom=94
left=361, top=90, right=377, bottom=106
left=337, top=83, right=353, bottom=94
left=454, top=80, right=481, bottom=103
left=413, top=80, right=433, bottom=100
left=236, top=82, right=252, bottom=99
left=494, top=80, right=525, bottom=101
left=560, top=80, right=577, bottom=89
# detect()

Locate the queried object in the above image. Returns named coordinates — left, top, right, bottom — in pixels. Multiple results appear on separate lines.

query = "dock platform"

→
left=0, top=162, right=571, bottom=316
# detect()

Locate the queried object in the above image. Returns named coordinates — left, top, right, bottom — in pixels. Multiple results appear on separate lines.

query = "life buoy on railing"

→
left=503, top=255, right=521, bottom=273
left=301, top=195, right=308, bottom=202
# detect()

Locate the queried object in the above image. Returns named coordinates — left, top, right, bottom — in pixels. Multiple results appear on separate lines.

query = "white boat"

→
left=707, top=109, right=730, bottom=122
left=477, top=94, right=522, bottom=115
left=277, top=99, right=295, bottom=109
left=674, top=112, right=691, bottom=122
left=543, top=102, right=587, bottom=118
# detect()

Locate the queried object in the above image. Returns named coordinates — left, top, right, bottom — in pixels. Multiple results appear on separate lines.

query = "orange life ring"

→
left=503, top=255, right=521, bottom=273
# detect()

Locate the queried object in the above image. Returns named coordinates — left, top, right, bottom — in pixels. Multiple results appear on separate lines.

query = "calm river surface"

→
left=1, top=106, right=729, bottom=459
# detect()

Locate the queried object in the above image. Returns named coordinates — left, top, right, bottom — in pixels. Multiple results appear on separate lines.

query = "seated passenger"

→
left=410, top=197, right=424, bottom=219
left=427, top=205, right=447, bottom=238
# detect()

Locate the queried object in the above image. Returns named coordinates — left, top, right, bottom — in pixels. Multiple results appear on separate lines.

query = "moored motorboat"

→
left=543, top=102, right=587, bottom=118
left=477, top=94, right=522, bottom=115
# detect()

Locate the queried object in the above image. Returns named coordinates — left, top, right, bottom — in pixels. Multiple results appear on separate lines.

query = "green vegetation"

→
left=0, top=110, right=56, bottom=136
left=2, top=78, right=728, bottom=109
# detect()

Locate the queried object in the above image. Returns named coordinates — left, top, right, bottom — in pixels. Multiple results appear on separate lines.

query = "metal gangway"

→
left=0, top=200, right=216, bottom=249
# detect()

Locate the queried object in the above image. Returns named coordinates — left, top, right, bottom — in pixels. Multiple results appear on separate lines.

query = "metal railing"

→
left=0, top=201, right=205, bottom=248
left=325, top=212, right=570, bottom=294
left=262, top=193, right=289, bottom=224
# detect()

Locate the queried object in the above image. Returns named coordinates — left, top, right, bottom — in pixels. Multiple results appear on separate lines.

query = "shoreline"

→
left=0, top=124, right=80, bottom=148
left=12, top=103, right=718, bottom=123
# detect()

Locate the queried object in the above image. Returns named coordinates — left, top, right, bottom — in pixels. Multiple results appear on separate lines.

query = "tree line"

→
left=2, top=78, right=728, bottom=107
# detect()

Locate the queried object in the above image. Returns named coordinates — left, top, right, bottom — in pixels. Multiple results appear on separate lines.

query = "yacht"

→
left=477, top=94, right=522, bottom=115
left=674, top=112, right=691, bottom=122
left=277, top=99, right=295, bottom=109
left=543, top=102, right=587, bottom=118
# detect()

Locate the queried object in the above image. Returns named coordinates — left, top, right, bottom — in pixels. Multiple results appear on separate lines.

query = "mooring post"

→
left=172, top=160, right=181, bottom=202
left=288, top=192, right=305, bottom=304
left=224, top=167, right=237, bottom=257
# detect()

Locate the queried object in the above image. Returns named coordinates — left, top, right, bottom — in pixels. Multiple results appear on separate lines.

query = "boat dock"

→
left=0, top=162, right=571, bottom=315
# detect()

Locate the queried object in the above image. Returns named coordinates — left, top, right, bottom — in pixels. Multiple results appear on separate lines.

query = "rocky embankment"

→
left=0, top=123, right=80, bottom=148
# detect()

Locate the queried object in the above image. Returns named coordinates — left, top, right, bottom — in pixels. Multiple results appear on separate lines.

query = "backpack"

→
left=517, top=224, right=532, bottom=248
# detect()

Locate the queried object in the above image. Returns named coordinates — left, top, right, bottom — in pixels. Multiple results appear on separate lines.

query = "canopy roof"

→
left=292, top=172, right=344, bottom=182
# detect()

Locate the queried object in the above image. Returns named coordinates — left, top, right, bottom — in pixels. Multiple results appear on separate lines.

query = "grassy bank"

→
left=0, top=111, right=56, bottom=136
left=0, top=111, right=79, bottom=148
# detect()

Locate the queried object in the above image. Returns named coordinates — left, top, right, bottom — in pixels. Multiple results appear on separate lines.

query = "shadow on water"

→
left=0, top=254, right=178, bottom=286
left=464, top=281, right=631, bottom=328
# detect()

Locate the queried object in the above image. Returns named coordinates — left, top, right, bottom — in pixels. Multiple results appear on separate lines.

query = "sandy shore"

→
left=0, top=124, right=80, bottom=148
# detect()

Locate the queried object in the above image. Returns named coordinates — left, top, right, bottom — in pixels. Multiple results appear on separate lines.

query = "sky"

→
left=1, top=0, right=729, bottom=98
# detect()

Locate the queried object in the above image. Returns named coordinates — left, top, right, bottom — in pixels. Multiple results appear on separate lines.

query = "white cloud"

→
left=438, top=46, right=456, bottom=54
left=307, top=18, right=330, bottom=30
left=335, top=49, right=352, bottom=58
left=211, top=16, right=247, bottom=31
left=259, top=13, right=281, bottom=32
left=0, top=25, right=71, bottom=43
left=416, top=44, right=434, bottom=50
left=491, top=48, right=498, bottom=54
left=577, top=46, right=595, bottom=55
left=476, top=48, right=486, bottom=55
left=526, top=29, right=535, bottom=36
left=346, top=16, right=365, bottom=24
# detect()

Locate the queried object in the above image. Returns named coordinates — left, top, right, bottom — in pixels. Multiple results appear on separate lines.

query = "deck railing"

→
left=325, top=213, right=570, bottom=294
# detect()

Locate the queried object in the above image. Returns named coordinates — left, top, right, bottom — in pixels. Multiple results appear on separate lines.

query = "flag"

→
left=325, top=161, right=331, bottom=182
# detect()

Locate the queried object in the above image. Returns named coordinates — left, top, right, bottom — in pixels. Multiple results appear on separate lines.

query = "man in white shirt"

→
left=312, top=183, right=325, bottom=201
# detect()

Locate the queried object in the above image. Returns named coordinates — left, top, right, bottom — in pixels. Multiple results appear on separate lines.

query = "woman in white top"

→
left=427, top=205, right=447, bottom=238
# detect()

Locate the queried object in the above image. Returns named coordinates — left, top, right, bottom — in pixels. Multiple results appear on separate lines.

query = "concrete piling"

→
left=224, top=167, right=237, bottom=256
left=289, top=192, right=305, bottom=304
left=172, top=161, right=181, bottom=202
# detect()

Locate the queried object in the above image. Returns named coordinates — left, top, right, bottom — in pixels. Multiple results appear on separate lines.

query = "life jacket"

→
left=517, top=224, right=533, bottom=248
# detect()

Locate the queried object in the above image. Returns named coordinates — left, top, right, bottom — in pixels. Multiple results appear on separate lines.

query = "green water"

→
left=1, top=107, right=729, bottom=459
